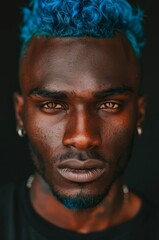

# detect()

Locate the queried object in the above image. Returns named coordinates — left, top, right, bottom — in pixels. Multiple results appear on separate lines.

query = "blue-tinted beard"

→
left=50, top=187, right=110, bottom=210
left=29, top=136, right=134, bottom=210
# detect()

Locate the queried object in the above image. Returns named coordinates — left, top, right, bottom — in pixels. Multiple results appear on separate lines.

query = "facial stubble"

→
left=28, top=134, right=134, bottom=210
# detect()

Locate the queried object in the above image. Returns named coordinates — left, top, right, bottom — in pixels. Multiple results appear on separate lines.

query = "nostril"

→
left=63, top=134, right=101, bottom=150
left=63, top=111, right=101, bottom=150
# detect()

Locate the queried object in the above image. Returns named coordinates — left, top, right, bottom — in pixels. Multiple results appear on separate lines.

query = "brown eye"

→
left=43, top=102, right=64, bottom=109
left=99, top=102, right=119, bottom=109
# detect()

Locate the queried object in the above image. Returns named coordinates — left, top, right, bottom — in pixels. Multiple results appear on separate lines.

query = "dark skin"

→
left=14, top=35, right=145, bottom=233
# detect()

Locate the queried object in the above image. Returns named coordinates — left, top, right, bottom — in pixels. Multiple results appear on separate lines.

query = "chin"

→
left=45, top=177, right=114, bottom=210
left=50, top=186, right=109, bottom=210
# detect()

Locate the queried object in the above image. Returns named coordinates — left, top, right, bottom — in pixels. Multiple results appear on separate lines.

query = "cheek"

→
left=101, top=113, right=136, bottom=153
left=24, top=112, right=66, bottom=155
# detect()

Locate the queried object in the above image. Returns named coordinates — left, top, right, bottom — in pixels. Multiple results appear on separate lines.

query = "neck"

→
left=29, top=173, right=142, bottom=233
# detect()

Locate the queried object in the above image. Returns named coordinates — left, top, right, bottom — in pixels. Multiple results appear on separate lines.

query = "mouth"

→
left=57, top=159, right=108, bottom=183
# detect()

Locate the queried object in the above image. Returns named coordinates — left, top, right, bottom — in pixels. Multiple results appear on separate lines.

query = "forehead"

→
left=20, top=36, right=140, bottom=94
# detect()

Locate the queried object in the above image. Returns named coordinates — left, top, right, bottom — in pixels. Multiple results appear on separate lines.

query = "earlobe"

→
left=13, top=92, right=25, bottom=130
left=137, top=96, right=146, bottom=134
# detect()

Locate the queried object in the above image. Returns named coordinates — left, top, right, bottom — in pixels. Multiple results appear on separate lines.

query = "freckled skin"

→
left=14, top=35, right=145, bottom=232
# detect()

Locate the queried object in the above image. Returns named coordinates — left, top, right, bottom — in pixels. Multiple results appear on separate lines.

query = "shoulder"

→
left=0, top=183, right=21, bottom=211
left=136, top=190, right=159, bottom=217
left=144, top=198, right=159, bottom=224
left=132, top=188, right=159, bottom=220
left=140, top=200, right=159, bottom=239
left=0, top=183, right=18, bottom=198
left=131, top=191, right=159, bottom=239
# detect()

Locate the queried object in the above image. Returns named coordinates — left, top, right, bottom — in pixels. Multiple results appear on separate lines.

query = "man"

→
left=1, top=0, right=159, bottom=239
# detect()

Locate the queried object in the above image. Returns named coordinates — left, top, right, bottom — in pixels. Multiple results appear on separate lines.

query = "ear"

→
left=13, top=92, right=25, bottom=129
left=137, top=96, right=146, bottom=129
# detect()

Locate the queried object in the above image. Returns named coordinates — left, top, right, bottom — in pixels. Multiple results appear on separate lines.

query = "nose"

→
left=63, top=108, right=101, bottom=150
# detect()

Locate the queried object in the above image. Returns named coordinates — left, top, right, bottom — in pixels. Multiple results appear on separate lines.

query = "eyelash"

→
left=98, top=101, right=121, bottom=110
left=41, top=102, right=67, bottom=111
left=40, top=100, right=122, bottom=113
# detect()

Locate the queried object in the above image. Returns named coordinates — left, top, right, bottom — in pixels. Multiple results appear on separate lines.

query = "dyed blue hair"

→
left=20, top=0, right=144, bottom=57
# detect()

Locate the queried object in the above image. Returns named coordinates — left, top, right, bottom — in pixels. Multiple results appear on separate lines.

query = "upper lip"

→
left=57, top=159, right=106, bottom=170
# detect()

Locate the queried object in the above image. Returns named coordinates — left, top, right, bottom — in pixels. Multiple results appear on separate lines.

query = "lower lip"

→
left=57, top=168, right=106, bottom=183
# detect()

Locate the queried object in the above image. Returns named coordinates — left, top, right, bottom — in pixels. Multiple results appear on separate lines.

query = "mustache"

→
left=29, top=143, right=110, bottom=165
left=50, top=150, right=108, bottom=163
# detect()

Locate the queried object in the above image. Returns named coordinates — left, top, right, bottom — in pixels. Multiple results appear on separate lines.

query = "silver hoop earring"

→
left=17, top=126, right=26, bottom=137
left=137, top=127, right=142, bottom=136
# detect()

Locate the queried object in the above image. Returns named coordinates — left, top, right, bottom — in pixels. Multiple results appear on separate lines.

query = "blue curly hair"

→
left=20, top=0, right=144, bottom=57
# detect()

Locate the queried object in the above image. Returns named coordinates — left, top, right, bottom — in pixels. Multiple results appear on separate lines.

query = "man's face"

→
left=15, top=36, right=145, bottom=209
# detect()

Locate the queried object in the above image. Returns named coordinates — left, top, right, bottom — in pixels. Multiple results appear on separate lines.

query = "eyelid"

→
left=40, top=100, right=68, bottom=111
left=97, top=100, right=122, bottom=110
left=43, top=102, right=63, bottom=109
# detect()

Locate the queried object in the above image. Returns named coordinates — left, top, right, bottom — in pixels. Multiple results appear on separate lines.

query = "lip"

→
left=57, top=159, right=107, bottom=183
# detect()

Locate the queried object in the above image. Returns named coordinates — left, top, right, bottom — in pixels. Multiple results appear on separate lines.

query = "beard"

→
left=28, top=137, right=134, bottom=210
left=50, top=185, right=111, bottom=210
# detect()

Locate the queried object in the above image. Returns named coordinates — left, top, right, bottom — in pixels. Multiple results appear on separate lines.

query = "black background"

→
left=0, top=1, right=159, bottom=204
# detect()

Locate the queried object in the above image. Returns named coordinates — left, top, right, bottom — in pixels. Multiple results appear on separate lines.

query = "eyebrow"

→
left=29, top=88, right=68, bottom=100
left=93, top=86, right=133, bottom=99
left=29, top=85, right=133, bottom=100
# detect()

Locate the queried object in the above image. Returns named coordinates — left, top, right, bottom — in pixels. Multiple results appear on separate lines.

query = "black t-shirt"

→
left=0, top=183, right=159, bottom=240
